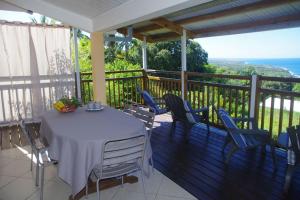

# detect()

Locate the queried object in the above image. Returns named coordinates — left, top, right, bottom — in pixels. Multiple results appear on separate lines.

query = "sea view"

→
left=209, top=58, right=300, bottom=76
left=244, top=58, right=300, bottom=76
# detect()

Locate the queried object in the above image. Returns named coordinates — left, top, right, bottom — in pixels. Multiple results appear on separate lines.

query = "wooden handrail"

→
left=187, top=72, right=251, bottom=80
left=259, top=76, right=300, bottom=83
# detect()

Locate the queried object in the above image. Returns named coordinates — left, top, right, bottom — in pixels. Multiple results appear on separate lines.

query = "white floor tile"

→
left=0, top=147, right=197, bottom=200
left=0, top=175, right=17, bottom=189
left=27, top=178, right=71, bottom=200
left=0, top=156, right=15, bottom=168
left=0, top=159, right=31, bottom=177
left=158, top=177, right=197, bottom=199
left=155, top=194, right=197, bottom=200
left=112, top=188, right=156, bottom=200
left=0, top=178, right=37, bottom=200
left=22, top=165, right=57, bottom=181
left=123, top=169, right=164, bottom=194
left=80, top=186, right=120, bottom=200
left=0, top=147, right=30, bottom=160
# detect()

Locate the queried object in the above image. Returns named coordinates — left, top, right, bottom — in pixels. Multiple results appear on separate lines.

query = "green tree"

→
left=146, top=40, right=208, bottom=72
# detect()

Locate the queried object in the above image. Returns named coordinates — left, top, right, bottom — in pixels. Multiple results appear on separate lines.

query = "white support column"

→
left=181, top=29, right=187, bottom=100
left=250, top=74, right=257, bottom=119
left=73, top=28, right=81, bottom=99
left=142, top=36, right=148, bottom=70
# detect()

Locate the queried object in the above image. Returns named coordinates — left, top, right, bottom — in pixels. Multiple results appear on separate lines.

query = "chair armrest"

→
left=193, top=107, right=209, bottom=113
left=233, top=117, right=255, bottom=123
left=230, top=128, right=269, bottom=136
left=233, top=117, right=258, bottom=129
left=153, top=97, right=165, bottom=105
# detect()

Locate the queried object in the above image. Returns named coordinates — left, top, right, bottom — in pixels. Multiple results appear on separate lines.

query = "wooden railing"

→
left=145, top=70, right=251, bottom=128
left=80, top=69, right=300, bottom=139
left=187, top=72, right=251, bottom=128
left=0, top=75, right=74, bottom=122
left=80, top=69, right=146, bottom=107
left=257, top=76, right=300, bottom=138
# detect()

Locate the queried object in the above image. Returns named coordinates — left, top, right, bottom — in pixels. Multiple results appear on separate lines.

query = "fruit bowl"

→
left=53, top=96, right=80, bottom=113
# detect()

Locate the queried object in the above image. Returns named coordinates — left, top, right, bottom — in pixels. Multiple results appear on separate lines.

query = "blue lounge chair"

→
left=163, top=94, right=210, bottom=140
left=137, top=87, right=167, bottom=115
left=215, top=107, right=276, bottom=167
left=283, top=125, right=300, bottom=195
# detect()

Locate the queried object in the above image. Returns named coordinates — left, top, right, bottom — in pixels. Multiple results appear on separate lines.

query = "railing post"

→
left=250, top=74, right=260, bottom=127
left=142, top=37, right=148, bottom=70
left=184, top=71, right=188, bottom=100
left=73, top=28, right=81, bottom=100
left=142, top=70, right=148, bottom=91
left=181, top=29, right=187, bottom=100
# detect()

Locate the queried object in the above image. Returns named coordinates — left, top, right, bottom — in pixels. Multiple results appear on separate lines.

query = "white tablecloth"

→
left=40, top=106, right=150, bottom=195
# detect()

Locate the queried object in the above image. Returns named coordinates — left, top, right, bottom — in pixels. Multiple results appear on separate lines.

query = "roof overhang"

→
left=118, top=0, right=300, bottom=42
left=3, top=0, right=212, bottom=33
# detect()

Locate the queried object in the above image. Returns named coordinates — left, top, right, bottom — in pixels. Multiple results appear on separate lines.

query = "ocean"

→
left=243, top=58, right=300, bottom=76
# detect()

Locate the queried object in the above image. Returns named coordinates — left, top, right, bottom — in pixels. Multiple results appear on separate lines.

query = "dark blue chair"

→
left=215, top=107, right=276, bottom=167
left=283, top=125, right=300, bottom=195
left=138, top=88, right=167, bottom=115
left=163, top=94, right=209, bottom=140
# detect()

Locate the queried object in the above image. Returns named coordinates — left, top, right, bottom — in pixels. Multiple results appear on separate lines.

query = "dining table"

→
left=39, top=105, right=151, bottom=199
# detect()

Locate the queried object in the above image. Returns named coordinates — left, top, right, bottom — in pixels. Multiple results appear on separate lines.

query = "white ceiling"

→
left=4, top=0, right=212, bottom=32
left=43, top=0, right=130, bottom=18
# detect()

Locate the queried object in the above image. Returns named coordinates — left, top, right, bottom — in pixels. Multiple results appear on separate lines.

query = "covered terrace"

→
left=1, top=0, right=300, bottom=200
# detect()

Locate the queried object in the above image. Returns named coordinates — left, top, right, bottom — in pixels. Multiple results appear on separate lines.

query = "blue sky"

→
left=1, top=10, right=300, bottom=59
left=196, top=27, right=300, bottom=59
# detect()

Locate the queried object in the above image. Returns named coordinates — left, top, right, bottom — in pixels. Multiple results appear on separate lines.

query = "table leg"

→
left=68, top=175, right=138, bottom=200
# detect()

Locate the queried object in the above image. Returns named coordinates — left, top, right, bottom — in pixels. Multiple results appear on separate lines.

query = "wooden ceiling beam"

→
left=117, top=27, right=154, bottom=42
left=150, top=17, right=195, bottom=38
left=193, top=14, right=300, bottom=36
left=176, top=0, right=298, bottom=25
left=134, top=24, right=162, bottom=33
left=148, top=32, right=180, bottom=42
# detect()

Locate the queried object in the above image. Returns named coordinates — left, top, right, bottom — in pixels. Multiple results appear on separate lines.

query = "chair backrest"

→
left=287, top=125, right=300, bottom=164
left=99, top=134, right=146, bottom=178
left=128, top=105, right=155, bottom=132
left=163, top=94, right=188, bottom=122
left=141, top=91, right=161, bottom=114
left=18, top=116, right=47, bottom=152
left=216, top=107, right=249, bottom=148
left=216, top=108, right=238, bottom=130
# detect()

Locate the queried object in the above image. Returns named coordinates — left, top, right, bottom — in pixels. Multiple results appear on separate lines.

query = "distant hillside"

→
left=209, top=58, right=292, bottom=77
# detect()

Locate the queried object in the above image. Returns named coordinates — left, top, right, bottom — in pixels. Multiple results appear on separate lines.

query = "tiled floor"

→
left=0, top=146, right=197, bottom=200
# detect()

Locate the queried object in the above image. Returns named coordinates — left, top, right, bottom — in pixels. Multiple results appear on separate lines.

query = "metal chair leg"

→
left=85, top=181, right=88, bottom=199
left=96, top=179, right=100, bottom=200
left=30, top=148, right=33, bottom=171
left=40, top=165, right=44, bottom=200
left=150, top=156, right=154, bottom=173
left=36, top=159, right=40, bottom=187
left=140, top=170, right=147, bottom=200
